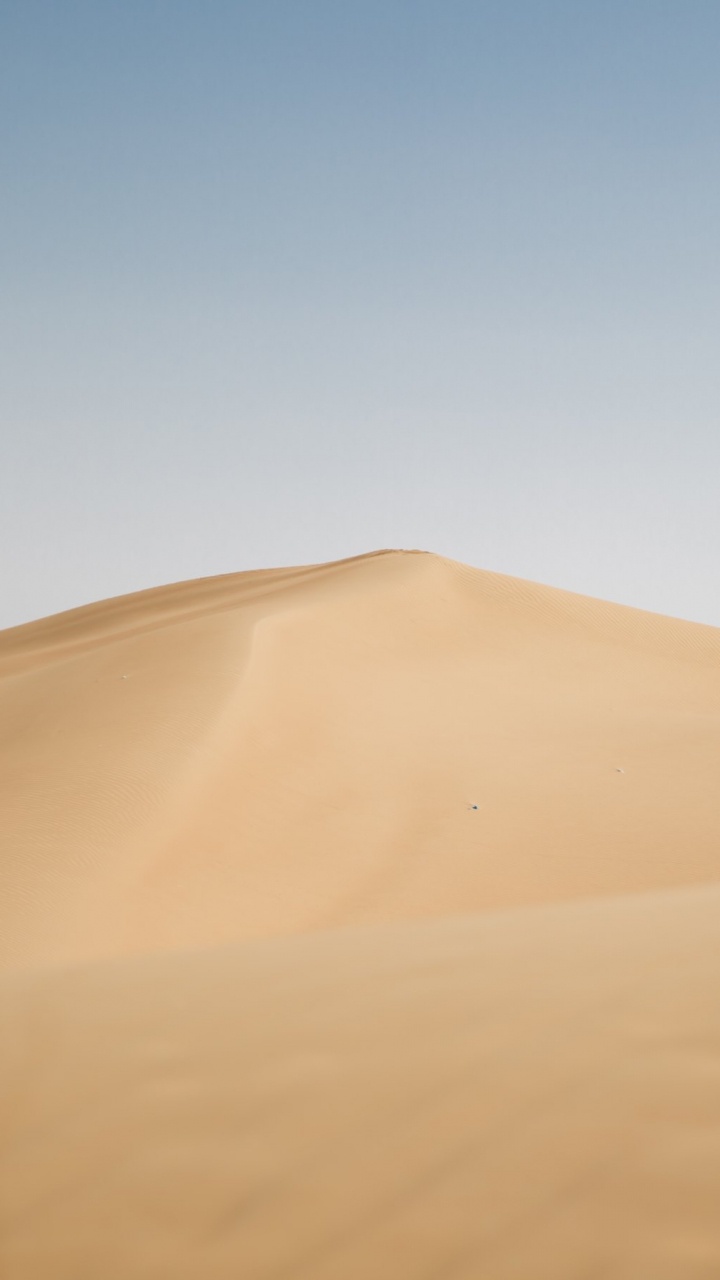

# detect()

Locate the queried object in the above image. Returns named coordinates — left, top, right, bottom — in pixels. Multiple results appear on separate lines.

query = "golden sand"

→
left=2, top=551, right=720, bottom=1276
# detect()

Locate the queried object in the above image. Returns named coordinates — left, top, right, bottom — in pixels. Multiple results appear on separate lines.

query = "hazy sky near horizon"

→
left=2, top=1, right=720, bottom=627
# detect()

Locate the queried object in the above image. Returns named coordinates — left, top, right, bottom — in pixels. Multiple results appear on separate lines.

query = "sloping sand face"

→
left=1, top=550, right=720, bottom=1277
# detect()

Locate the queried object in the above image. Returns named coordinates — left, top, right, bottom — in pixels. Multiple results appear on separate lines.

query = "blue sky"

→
left=2, top=1, right=720, bottom=625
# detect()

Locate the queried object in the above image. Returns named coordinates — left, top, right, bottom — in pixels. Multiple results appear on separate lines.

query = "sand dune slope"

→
left=2, top=550, right=720, bottom=1278
left=2, top=549, right=720, bottom=969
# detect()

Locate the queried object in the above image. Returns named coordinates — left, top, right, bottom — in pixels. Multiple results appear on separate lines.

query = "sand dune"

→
left=1, top=550, right=720, bottom=1276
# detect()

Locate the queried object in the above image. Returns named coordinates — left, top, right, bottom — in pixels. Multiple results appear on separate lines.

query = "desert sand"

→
left=1, top=549, right=720, bottom=1277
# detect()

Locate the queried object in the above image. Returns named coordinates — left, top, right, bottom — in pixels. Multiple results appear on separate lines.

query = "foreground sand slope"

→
left=2, top=886, right=720, bottom=1279
left=2, top=550, right=720, bottom=1278
left=2, top=550, right=720, bottom=969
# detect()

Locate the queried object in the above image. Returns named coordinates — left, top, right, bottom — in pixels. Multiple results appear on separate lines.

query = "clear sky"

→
left=2, top=1, right=719, bottom=627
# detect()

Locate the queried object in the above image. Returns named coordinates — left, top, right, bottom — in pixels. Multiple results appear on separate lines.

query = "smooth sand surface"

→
left=2, top=550, right=720, bottom=1276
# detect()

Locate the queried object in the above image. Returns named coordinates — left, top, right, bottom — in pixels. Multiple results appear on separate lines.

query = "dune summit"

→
left=2, top=550, right=720, bottom=1277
